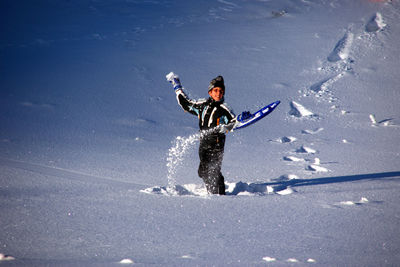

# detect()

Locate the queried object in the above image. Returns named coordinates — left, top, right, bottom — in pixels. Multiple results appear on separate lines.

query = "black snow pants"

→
left=198, top=134, right=226, bottom=195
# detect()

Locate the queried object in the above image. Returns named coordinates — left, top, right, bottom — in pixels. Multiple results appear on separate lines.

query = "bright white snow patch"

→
left=369, top=114, right=378, bottom=124
left=226, top=181, right=274, bottom=195
left=276, top=187, right=294, bottom=195
left=181, top=255, right=194, bottom=259
left=340, top=201, right=356, bottom=206
left=119, top=258, right=134, bottom=264
left=262, top=256, right=277, bottom=262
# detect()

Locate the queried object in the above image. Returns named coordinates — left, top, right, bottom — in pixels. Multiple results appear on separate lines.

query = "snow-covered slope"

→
left=1, top=0, right=399, bottom=265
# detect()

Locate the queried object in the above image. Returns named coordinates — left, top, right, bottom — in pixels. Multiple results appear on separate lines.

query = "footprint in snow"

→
left=328, top=31, right=354, bottom=63
left=302, top=128, right=324, bottom=135
left=306, top=158, right=329, bottom=172
left=369, top=114, right=397, bottom=127
left=337, top=197, right=369, bottom=206
left=296, top=145, right=317, bottom=154
left=306, top=164, right=329, bottom=173
left=273, top=174, right=299, bottom=181
left=283, top=156, right=305, bottom=162
left=271, top=136, right=297, bottom=144
left=366, top=12, right=386, bottom=33
left=289, top=101, right=317, bottom=118
left=326, top=197, right=382, bottom=209
left=310, top=72, right=345, bottom=95
left=141, top=181, right=296, bottom=197
left=279, top=136, right=297, bottom=143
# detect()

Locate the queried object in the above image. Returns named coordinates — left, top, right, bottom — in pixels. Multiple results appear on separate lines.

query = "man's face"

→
left=208, top=87, right=224, bottom=102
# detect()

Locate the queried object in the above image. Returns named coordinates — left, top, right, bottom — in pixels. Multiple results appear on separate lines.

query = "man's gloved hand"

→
left=217, top=121, right=236, bottom=133
left=166, top=72, right=182, bottom=91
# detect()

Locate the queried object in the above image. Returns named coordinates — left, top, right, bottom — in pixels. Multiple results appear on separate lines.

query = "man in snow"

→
left=166, top=73, right=236, bottom=195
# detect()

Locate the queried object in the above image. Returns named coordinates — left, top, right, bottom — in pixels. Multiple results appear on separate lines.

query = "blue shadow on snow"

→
left=227, top=171, right=400, bottom=196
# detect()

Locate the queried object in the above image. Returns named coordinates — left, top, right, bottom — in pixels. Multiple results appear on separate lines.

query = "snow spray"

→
left=166, top=133, right=199, bottom=188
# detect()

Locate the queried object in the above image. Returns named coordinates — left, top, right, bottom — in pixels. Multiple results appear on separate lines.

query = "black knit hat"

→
left=208, top=75, right=225, bottom=92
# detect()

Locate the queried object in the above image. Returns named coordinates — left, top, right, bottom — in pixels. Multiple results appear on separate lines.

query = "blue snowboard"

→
left=233, top=100, right=280, bottom=130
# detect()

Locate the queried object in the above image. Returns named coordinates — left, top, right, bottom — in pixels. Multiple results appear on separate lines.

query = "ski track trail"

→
left=0, top=157, right=147, bottom=190
left=276, top=10, right=394, bottom=196
left=277, top=24, right=351, bottom=179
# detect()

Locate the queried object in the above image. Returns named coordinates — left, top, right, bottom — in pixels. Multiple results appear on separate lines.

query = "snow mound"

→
left=328, top=31, right=354, bottom=62
left=141, top=181, right=296, bottom=196
left=289, top=101, right=316, bottom=118
left=366, top=12, right=386, bottom=32
left=119, top=258, right=134, bottom=264
left=141, top=184, right=208, bottom=197
left=226, top=181, right=296, bottom=196
left=225, top=181, right=274, bottom=195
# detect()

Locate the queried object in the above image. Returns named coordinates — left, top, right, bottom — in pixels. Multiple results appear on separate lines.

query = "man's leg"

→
left=198, top=149, right=225, bottom=195
left=217, top=173, right=225, bottom=195
left=214, top=149, right=226, bottom=195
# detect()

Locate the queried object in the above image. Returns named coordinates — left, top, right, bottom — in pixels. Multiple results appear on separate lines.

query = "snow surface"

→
left=1, top=0, right=400, bottom=266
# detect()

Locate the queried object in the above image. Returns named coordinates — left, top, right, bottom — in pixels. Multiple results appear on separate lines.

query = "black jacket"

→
left=175, top=89, right=236, bottom=132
